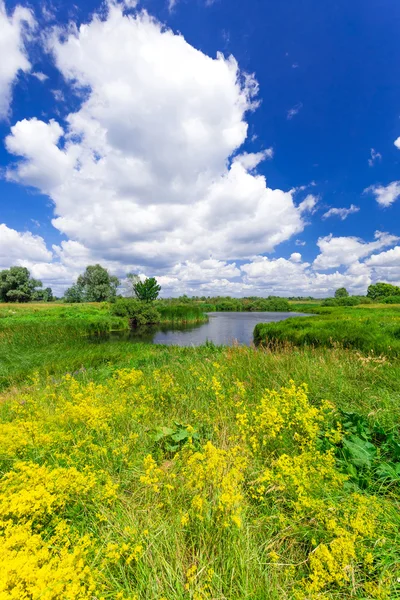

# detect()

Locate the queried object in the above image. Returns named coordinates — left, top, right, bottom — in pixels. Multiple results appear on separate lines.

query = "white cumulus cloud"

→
left=6, top=4, right=309, bottom=275
left=240, top=255, right=371, bottom=297
left=0, top=1, right=35, bottom=119
left=365, top=181, right=400, bottom=207
left=365, top=246, right=400, bottom=285
left=313, top=231, right=398, bottom=270
left=0, top=223, right=52, bottom=269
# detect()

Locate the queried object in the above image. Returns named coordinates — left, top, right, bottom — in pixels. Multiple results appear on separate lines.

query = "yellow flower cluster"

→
left=0, top=361, right=397, bottom=599
left=236, top=381, right=341, bottom=454
left=140, top=440, right=247, bottom=528
left=0, top=521, right=96, bottom=600
left=0, top=460, right=109, bottom=599
left=234, top=382, right=389, bottom=598
left=180, top=441, right=247, bottom=528
left=0, top=461, right=98, bottom=522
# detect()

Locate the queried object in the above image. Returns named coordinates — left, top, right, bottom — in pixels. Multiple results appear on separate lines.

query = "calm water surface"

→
left=101, top=312, right=311, bottom=347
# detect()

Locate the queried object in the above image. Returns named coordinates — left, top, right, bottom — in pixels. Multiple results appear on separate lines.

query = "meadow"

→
left=1, top=302, right=400, bottom=599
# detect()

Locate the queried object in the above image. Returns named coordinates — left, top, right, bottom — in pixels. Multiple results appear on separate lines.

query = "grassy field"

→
left=1, top=303, right=400, bottom=599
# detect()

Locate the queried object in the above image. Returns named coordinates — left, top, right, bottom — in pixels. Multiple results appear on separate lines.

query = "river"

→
left=95, top=311, right=311, bottom=347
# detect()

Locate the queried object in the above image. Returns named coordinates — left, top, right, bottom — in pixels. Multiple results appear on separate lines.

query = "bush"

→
left=322, top=297, right=363, bottom=307
left=215, top=298, right=290, bottom=312
left=215, top=300, right=243, bottom=311
left=111, top=298, right=161, bottom=327
left=382, top=295, right=400, bottom=304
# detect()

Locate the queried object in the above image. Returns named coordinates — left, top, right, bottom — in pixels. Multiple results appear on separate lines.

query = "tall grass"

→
left=254, top=306, right=400, bottom=356
left=0, top=312, right=126, bottom=389
left=158, top=304, right=208, bottom=323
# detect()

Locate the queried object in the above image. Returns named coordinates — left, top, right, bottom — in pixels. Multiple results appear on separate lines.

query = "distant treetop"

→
left=64, top=264, right=120, bottom=303
left=0, top=266, right=49, bottom=303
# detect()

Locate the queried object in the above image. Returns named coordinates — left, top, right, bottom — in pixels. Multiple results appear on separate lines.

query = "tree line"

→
left=64, top=265, right=161, bottom=303
left=1, top=263, right=400, bottom=304
left=0, top=264, right=161, bottom=304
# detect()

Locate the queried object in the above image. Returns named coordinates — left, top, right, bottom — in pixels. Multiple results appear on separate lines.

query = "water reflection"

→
left=93, top=311, right=311, bottom=347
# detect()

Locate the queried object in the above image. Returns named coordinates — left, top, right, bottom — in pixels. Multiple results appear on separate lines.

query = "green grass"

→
left=157, top=304, right=208, bottom=323
left=1, top=303, right=400, bottom=598
left=254, top=305, right=400, bottom=356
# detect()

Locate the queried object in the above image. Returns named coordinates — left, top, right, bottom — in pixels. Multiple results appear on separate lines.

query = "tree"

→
left=64, top=284, right=83, bottom=303
left=334, top=287, right=349, bottom=299
left=367, top=282, right=400, bottom=300
left=64, top=265, right=120, bottom=303
left=133, top=277, right=161, bottom=302
left=32, top=287, right=54, bottom=302
left=44, top=287, right=54, bottom=302
left=0, top=266, right=42, bottom=303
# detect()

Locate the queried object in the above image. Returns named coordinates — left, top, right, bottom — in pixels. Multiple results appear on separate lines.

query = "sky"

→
left=1, top=0, right=400, bottom=297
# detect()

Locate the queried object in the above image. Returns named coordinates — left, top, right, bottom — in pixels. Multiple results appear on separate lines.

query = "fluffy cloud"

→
left=240, top=255, right=371, bottom=297
left=6, top=4, right=309, bottom=274
left=322, top=204, right=360, bottom=220
left=233, top=149, right=273, bottom=170
left=4, top=2, right=399, bottom=298
left=0, top=223, right=52, bottom=269
left=365, top=246, right=400, bottom=285
left=0, top=1, right=34, bottom=119
left=367, top=246, right=400, bottom=267
left=298, top=194, right=318, bottom=214
left=365, top=181, right=400, bottom=207
left=313, top=231, right=398, bottom=270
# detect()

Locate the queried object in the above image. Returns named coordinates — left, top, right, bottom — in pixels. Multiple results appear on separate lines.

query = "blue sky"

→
left=1, top=0, right=400, bottom=296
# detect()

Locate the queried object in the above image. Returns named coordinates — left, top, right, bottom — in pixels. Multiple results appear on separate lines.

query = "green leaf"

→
left=171, top=429, right=190, bottom=442
left=152, top=426, right=175, bottom=441
left=375, top=462, right=400, bottom=481
left=343, top=436, right=377, bottom=468
left=166, top=443, right=180, bottom=452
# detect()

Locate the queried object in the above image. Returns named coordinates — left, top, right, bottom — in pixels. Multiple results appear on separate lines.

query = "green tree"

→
left=334, top=287, right=349, bottom=299
left=64, top=284, right=84, bottom=303
left=367, top=282, right=400, bottom=300
left=44, top=287, right=54, bottom=302
left=32, top=287, right=54, bottom=302
left=0, top=266, right=42, bottom=303
left=64, top=265, right=120, bottom=303
left=133, top=277, right=161, bottom=302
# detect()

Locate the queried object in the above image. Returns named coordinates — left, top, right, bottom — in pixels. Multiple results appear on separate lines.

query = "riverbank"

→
left=254, top=305, right=400, bottom=356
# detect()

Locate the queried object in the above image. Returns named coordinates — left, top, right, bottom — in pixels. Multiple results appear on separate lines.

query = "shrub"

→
left=322, top=297, right=362, bottom=307
left=111, top=298, right=161, bottom=327
left=381, top=295, right=400, bottom=304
